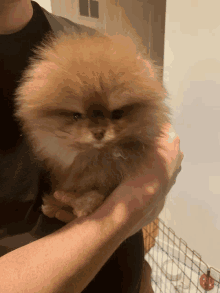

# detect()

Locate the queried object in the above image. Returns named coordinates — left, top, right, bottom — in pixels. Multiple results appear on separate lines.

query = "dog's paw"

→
left=73, top=191, right=105, bottom=218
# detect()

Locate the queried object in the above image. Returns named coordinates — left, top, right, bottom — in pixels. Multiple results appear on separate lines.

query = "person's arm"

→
left=0, top=207, right=129, bottom=293
left=0, top=169, right=166, bottom=293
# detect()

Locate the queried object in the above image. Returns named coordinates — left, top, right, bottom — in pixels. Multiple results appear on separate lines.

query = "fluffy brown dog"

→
left=14, top=31, right=170, bottom=218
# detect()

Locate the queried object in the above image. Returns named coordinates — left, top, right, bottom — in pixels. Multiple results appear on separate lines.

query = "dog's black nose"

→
left=92, top=129, right=105, bottom=140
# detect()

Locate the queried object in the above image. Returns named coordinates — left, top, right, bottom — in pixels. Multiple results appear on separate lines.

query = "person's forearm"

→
left=0, top=210, right=127, bottom=293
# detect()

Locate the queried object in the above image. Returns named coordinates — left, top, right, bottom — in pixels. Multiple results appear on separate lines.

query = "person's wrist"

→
left=84, top=201, right=129, bottom=246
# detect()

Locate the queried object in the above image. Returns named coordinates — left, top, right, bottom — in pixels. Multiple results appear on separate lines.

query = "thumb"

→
left=55, top=209, right=76, bottom=223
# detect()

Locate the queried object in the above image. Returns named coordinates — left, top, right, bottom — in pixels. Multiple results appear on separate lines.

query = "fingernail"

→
left=54, top=191, right=61, bottom=199
left=145, top=179, right=160, bottom=195
left=54, top=191, right=67, bottom=201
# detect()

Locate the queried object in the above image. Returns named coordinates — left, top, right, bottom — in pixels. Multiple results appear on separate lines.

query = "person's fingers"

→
left=179, top=151, right=184, bottom=164
left=54, top=191, right=75, bottom=207
left=55, top=209, right=76, bottom=223
left=172, top=150, right=183, bottom=173
left=166, top=162, right=182, bottom=194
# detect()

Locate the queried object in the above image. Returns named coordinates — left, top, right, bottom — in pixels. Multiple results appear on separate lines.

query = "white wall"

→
left=51, top=0, right=106, bottom=33
left=34, top=0, right=52, bottom=12
left=159, top=0, right=220, bottom=270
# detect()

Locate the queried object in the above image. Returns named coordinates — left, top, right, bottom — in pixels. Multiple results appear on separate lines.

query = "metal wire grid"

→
left=143, top=218, right=220, bottom=293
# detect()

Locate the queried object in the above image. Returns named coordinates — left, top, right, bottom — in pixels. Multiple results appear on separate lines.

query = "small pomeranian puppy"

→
left=14, top=30, right=170, bottom=219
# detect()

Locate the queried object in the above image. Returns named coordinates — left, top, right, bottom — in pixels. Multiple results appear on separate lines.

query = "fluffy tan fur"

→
left=14, top=31, right=170, bottom=218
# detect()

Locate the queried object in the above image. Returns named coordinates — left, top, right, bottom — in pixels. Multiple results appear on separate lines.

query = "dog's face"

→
left=14, top=32, right=169, bottom=167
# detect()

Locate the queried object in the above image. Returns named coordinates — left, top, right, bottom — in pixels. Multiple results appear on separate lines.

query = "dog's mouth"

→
left=93, top=142, right=105, bottom=149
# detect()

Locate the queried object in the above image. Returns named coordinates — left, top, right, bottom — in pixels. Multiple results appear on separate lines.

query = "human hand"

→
left=90, top=122, right=183, bottom=239
left=156, top=123, right=183, bottom=194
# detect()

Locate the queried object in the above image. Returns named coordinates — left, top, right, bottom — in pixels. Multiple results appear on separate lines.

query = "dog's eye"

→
left=111, top=109, right=124, bottom=120
left=73, top=112, right=83, bottom=121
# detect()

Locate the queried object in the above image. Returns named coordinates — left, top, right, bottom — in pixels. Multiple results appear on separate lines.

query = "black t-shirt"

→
left=0, top=1, right=52, bottom=150
left=0, top=1, right=52, bottom=232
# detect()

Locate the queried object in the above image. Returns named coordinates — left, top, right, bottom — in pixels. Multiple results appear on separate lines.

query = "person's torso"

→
left=0, top=1, right=53, bottom=235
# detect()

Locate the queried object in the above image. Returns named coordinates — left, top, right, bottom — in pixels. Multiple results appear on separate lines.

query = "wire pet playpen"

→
left=142, top=218, right=220, bottom=293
